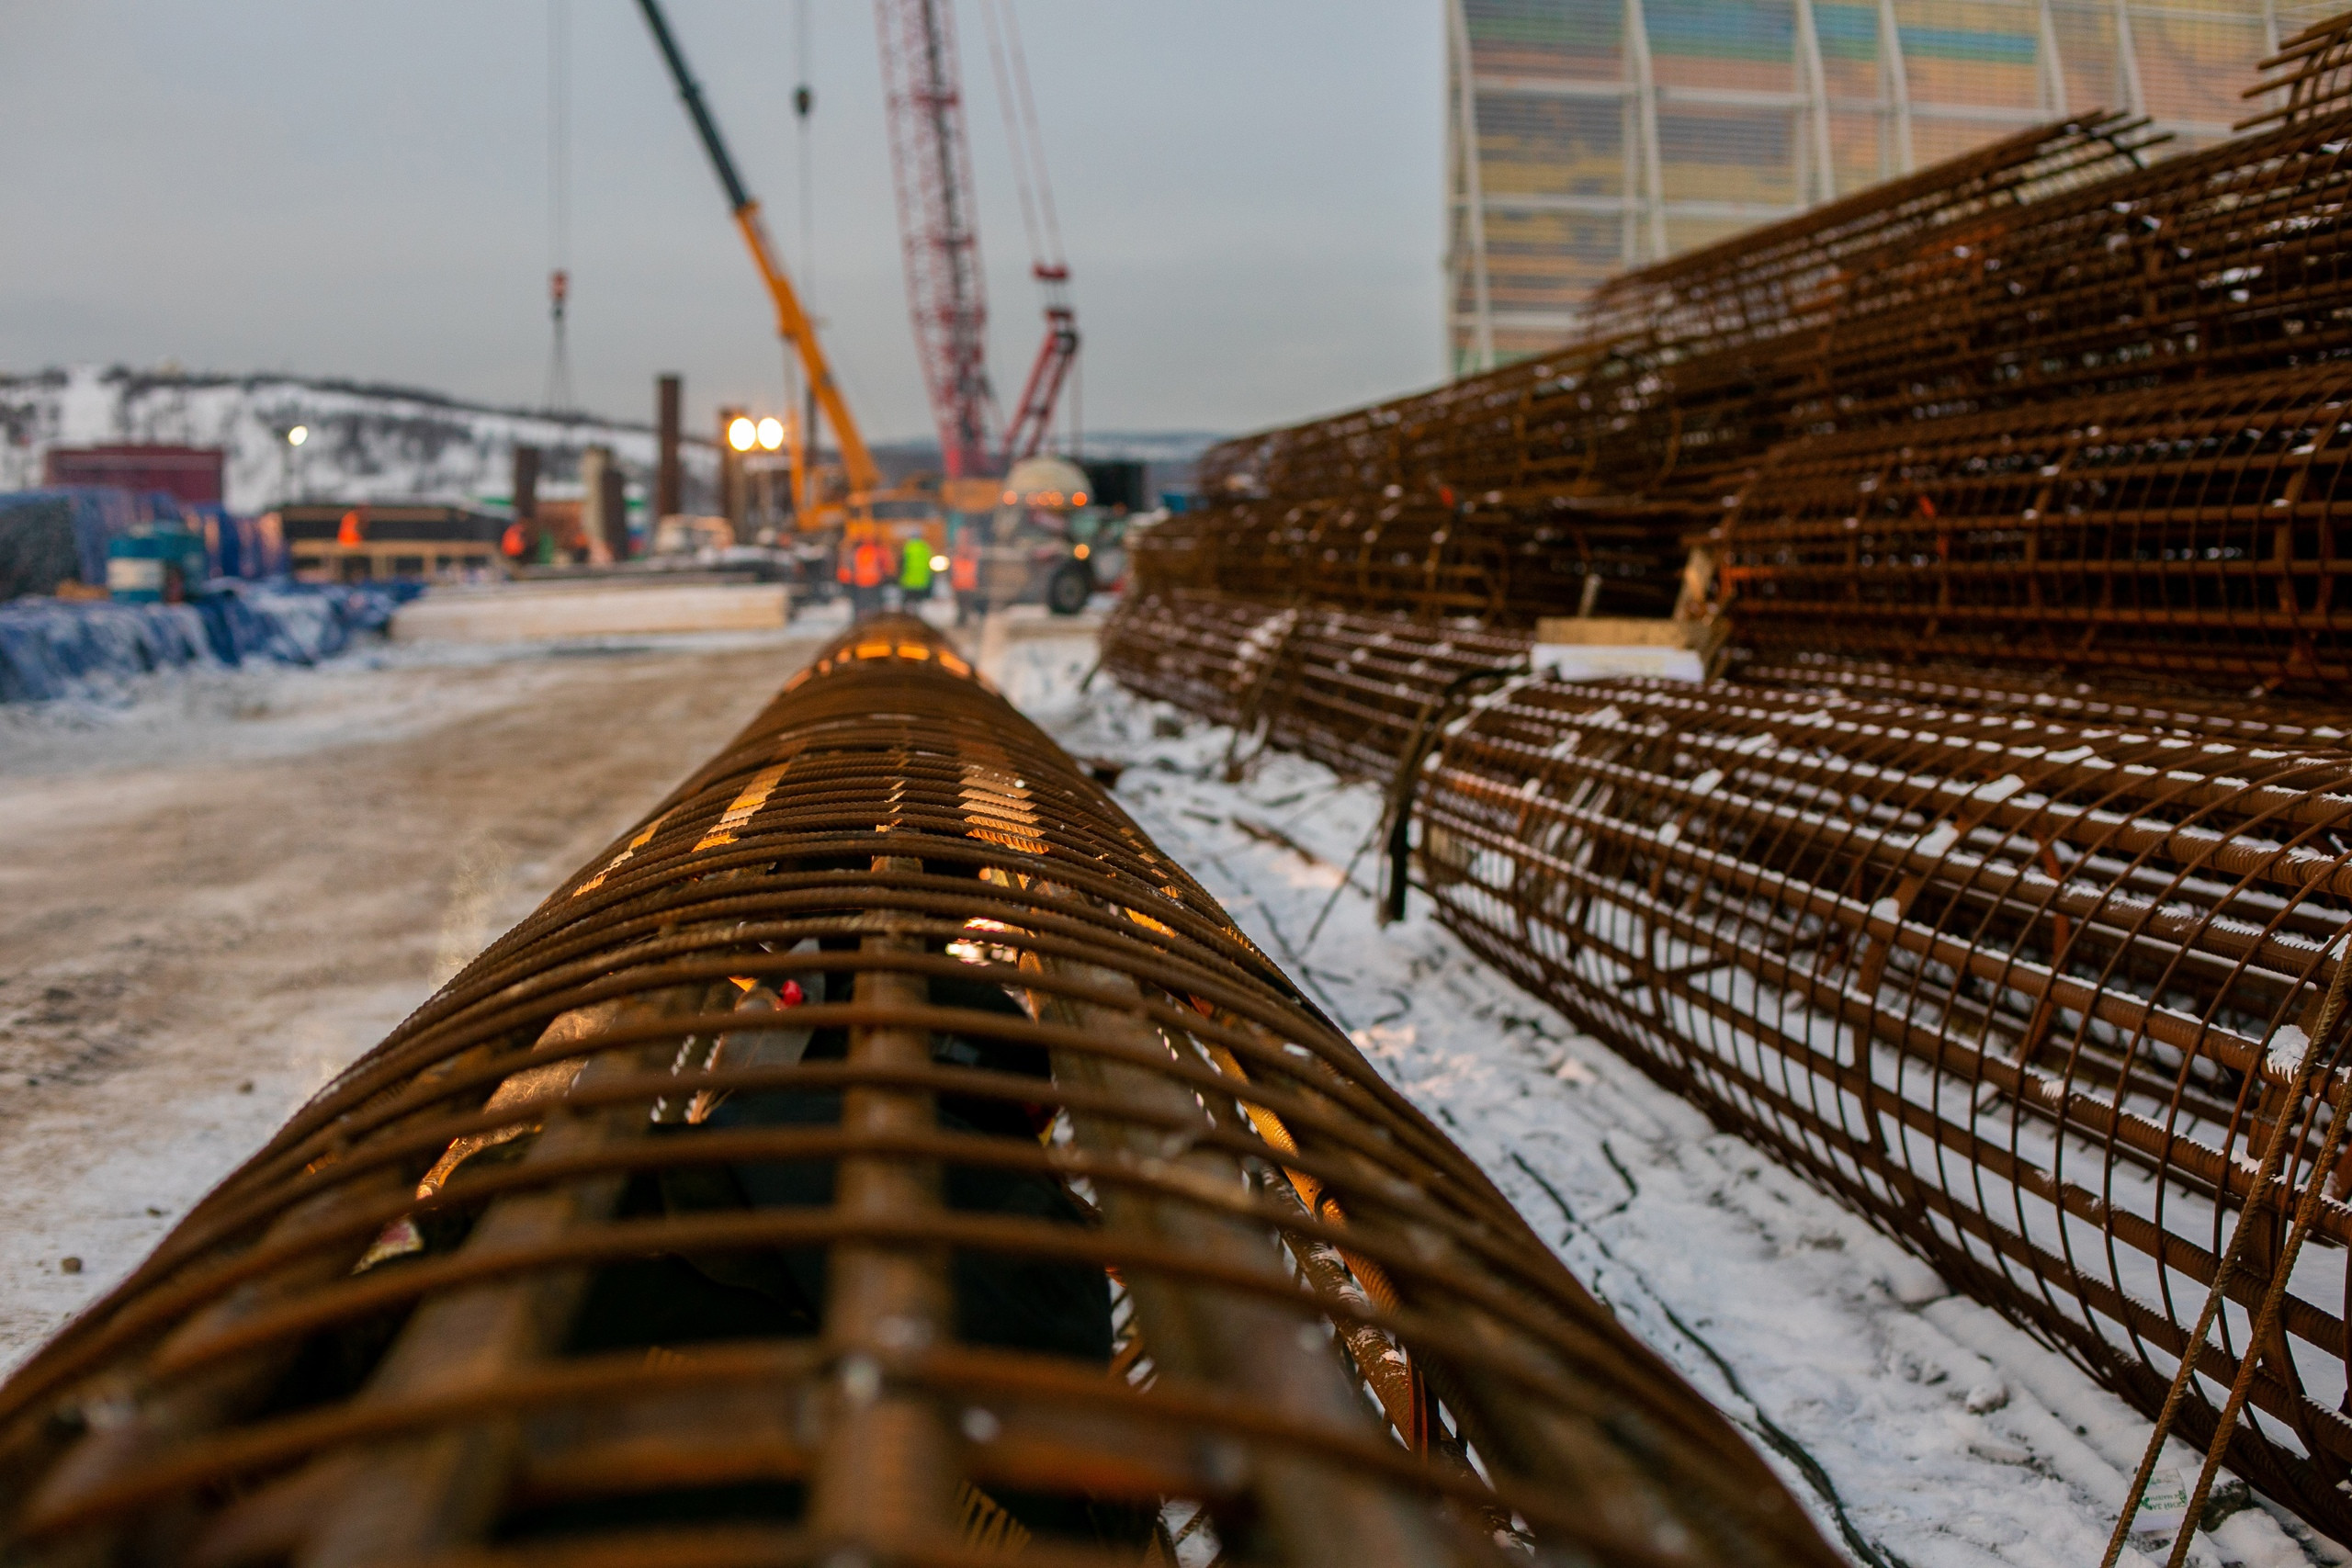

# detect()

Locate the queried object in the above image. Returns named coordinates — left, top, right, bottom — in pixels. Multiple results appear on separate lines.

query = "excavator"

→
left=635, top=0, right=935, bottom=560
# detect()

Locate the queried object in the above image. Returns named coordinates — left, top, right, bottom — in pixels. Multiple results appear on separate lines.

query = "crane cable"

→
left=544, top=0, right=575, bottom=415
left=976, top=0, right=1077, bottom=452
left=788, top=0, right=816, bottom=508
left=975, top=0, right=1058, bottom=281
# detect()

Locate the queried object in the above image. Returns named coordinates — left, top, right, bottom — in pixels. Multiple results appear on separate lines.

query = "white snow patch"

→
left=1972, top=773, right=2027, bottom=804
left=2268, top=1024, right=2312, bottom=1080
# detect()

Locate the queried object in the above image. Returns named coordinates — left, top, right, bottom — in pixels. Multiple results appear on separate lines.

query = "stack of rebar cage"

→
left=1105, top=11, right=2352, bottom=1548
left=0, top=619, right=1843, bottom=1568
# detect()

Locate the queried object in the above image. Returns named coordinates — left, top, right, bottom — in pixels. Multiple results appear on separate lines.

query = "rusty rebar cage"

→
left=1130, top=494, right=1687, bottom=629
left=1100, top=590, right=2352, bottom=1540
left=1161, top=15, right=2352, bottom=642
left=1195, top=113, right=2159, bottom=515
left=0, top=618, right=1839, bottom=1568
left=1706, top=365, right=2352, bottom=695
left=1410, top=671, right=2352, bottom=1540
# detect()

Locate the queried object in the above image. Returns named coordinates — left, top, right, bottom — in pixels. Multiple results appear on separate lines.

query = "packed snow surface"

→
left=0, top=608, right=2343, bottom=1568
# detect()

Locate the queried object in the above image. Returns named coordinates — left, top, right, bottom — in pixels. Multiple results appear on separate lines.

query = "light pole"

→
left=282, top=423, right=310, bottom=504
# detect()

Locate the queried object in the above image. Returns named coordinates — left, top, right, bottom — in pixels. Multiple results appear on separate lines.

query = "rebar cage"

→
left=1101, top=591, right=2352, bottom=1540
left=1167, top=15, right=2352, bottom=648
left=0, top=618, right=1838, bottom=1568
left=1096, top=7, right=2352, bottom=1551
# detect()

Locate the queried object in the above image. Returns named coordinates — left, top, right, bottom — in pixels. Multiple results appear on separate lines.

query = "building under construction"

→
left=1446, top=0, right=2337, bottom=369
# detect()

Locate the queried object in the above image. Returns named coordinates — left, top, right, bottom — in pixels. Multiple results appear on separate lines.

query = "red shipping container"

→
left=43, top=446, right=225, bottom=506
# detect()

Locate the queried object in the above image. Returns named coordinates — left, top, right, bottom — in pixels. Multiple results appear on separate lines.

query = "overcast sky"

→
left=0, top=2, right=1447, bottom=444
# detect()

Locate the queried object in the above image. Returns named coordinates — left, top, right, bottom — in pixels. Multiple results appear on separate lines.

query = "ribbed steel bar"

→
left=1728, top=652, right=2352, bottom=750
left=0, top=617, right=1838, bottom=1568
left=1101, top=590, right=2352, bottom=1540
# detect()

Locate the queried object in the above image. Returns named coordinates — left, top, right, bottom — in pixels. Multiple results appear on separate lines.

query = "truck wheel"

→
left=1045, top=562, right=1092, bottom=615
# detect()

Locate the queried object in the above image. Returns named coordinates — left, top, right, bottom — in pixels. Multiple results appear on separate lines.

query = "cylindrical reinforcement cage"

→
left=1130, top=494, right=1688, bottom=629
left=1415, top=672, right=2352, bottom=1540
left=0, top=617, right=1840, bottom=1568
left=1706, top=365, right=2352, bottom=698
left=1100, top=589, right=2352, bottom=1540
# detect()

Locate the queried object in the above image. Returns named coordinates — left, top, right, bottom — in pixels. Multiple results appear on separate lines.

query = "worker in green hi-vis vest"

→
left=899, top=534, right=934, bottom=603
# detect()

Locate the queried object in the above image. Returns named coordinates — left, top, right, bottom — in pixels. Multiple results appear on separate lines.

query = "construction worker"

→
left=951, top=531, right=982, bottom=625
left=899, top=533, right=933, bottom=606
left=848, top=531, right=886, bottom=617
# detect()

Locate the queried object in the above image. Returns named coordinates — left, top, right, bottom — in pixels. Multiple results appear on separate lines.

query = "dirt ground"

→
left=0, top=632, right=829, bottom=1368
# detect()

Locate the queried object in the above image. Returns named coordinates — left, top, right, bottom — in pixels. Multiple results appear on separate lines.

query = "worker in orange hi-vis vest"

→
left=336, top=509, right=365, bottom=548
left=850, top=534, right=886, bottom=618
left=950, top=533, right=982, bottom=626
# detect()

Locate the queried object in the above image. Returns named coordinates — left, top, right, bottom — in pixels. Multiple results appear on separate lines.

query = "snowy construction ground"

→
left=1, top=606, right=2342, bottom=1568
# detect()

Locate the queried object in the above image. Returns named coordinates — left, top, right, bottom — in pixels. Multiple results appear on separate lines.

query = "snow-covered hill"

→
left=0, top=366, right=718, bottom=515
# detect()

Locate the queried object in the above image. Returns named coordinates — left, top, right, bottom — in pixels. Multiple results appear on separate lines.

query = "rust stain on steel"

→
left=1101, top=591, right=2352, bottom=1541
left=0, top=617, right=1838, bottom=1568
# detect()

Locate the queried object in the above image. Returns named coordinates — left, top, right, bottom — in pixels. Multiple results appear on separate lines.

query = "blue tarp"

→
left=182, top=502, right=286, bottom=581
left=0, top=488, right=185, bottom=591
left=0, top=580, right=422, bottom=703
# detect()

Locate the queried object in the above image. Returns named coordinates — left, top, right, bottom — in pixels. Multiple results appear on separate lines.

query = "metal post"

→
left=2037, top=0, right=2071, bottom=117
left=2112, top=0, right=2148, bottom=118
left=655, top=373, right=682, bottom=521
left=717, top=405, right=744, bottom=532
left=1624, top=0, right=1669, bottom=264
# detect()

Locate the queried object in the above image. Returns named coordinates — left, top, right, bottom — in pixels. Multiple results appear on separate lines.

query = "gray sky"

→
left=0, top=2, right=1446, bottom=444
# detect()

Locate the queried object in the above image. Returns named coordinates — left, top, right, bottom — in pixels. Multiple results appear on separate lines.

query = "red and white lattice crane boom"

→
left=873, top=0, right=1077, bottom=481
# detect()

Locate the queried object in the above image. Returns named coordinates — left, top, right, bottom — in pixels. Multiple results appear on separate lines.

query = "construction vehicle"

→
left=636, top=0, right=937, bottom=565
left=970, top=454, right=1127, bottom=616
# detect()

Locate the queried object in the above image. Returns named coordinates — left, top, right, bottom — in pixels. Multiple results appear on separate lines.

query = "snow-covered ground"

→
left=0, top=623, right=825, bottom=1375
left=993, top=633, right=2351, bottom=1568
left=2, top=609, right=2346, bottom=1567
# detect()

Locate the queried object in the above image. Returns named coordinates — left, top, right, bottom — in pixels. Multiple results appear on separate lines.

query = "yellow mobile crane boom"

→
left=636, top=0, right=882, bottom=514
